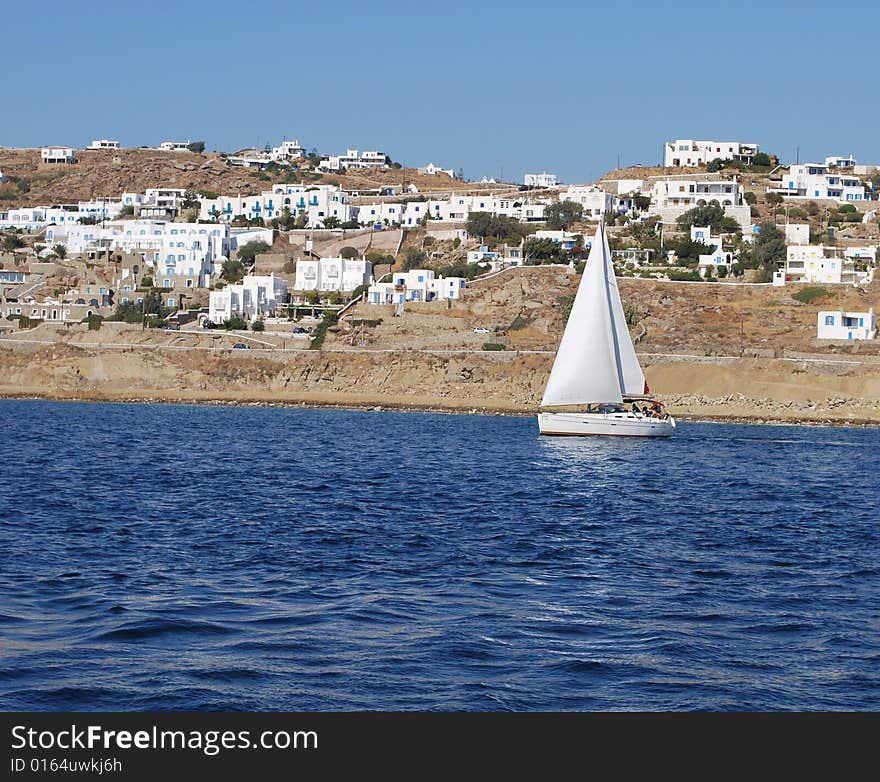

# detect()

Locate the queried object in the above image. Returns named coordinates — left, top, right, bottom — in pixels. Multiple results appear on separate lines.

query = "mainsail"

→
left=541, top=223, right=646, bottom=407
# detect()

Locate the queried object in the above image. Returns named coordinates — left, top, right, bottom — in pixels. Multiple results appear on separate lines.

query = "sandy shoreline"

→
left=2, top=388, right=878, bottom=428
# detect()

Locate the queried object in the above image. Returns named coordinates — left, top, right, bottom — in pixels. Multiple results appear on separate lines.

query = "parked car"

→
left=473, top=327, right=490, bottom=334
left=232, top=343, right=250, bottom=349
left=291, top=326, right=308, bottom=333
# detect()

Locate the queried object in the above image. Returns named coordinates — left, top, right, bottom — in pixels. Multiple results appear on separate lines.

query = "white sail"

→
left=603, top=228, right=646, bottom=396
left=541, top=225, right=623, bottom=406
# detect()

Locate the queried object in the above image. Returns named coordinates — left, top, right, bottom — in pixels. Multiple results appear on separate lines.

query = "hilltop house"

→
left=817, top=309, right=876, bottom=340
left=88, top=139, right=120, bottom=150
left=417, top=163, right=455, bottom=177
left=663, top=139, right=760, bottom=167
left=524, top=173, right=559, bottom=188
left=159, top=141, right=190, bottom=152
left=270, top=139, right=305, bottom=161
left=649, top=175, right=751, bottom=229
left=41, top=147, right=76, bottom=164
left=772, top=163, right=868, bottom=202
left=318, top=149, right=389, bottom=172
left=558, top=186, right=612, bottom=220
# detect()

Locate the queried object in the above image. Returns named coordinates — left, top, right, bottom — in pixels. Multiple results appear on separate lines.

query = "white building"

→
left=524, top=173, right=559, bottom=188
left=208, top=274, right=288, bottom=325
left=663, top=139, right=760, bottom=168
left=784, top=244, right=876, bottom=285
left=649, top=175, right=751, bottom=229
left=558, top=186, right=612, bottom=219
left=270, top=139, right=305, bottom=161
left=294, top=257, right=371, bottom=293
left=533, top=230, right=582, bottom=250
left=784, top=223, right=811, bottom=245
left=0, top=207, right=47, bottom=230
left=201, top=183, right=353, bottom=227
left=159, top=141, right=190, bottom=152
left=318, top=149, right=389, bottom=172
left=690, top=226, right=733, bottom=276
left=825, top=154, right=856, bottom=169
left=367, top=269, right=466, bottom=304
left=775, top=163, right=867, bottom=202
left=88, top=139, right=120, bottom=150
left=417, top=163, right=455, bottom=177
left=41, top=147, right=76, bottom=164
left=49, top=220, right=232, bottom=285
left=817, top=309, right=876, bottom=340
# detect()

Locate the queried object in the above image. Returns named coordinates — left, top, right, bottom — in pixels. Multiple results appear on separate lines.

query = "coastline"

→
left=2, top=387, right=878, bottom=428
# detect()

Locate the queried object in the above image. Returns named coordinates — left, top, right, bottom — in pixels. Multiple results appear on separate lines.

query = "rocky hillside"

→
left=0, top=148, right=472, bottom=208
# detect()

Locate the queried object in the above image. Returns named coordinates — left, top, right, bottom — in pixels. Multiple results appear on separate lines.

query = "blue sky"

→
left=3, top=0, right=877, bottom=183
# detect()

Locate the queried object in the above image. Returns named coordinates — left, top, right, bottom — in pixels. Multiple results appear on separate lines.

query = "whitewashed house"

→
left=41, top=147, right=76, bottom=164
left=650, top=176, right=751, bottom=229
left=270, top=139, right=305, bottom=161
left=524, top=173, right=559, bottom=188
left=318, top=149, right=389, bottom=172
left=825, top=154, right=857, bottom=169
left=774, top=163, right=867, bottom=202
left=88, top=139, right=120, bottom=150
left=209, top=274, right=288, bottom=324
left=558, top=186, right=612, bottom=220
left=201, top=183, right=353, bottom=226
left=817, top=309, right=876, bottom=340
left=663, top=140, right=760, bottom=167
left=159, top=141, right=190, bottom=152
left=784, top=223, right=811, bottom=245
left=417, top=163, right=455, bottom=177
left=0, top=207, right=47, bottom=230
left=294, top=258, right=371, bottom=293
left=784, top=244, right=876, bottom=285
left=690, top=226, right=733, bottom=276
left=367, top=269, right=466, bottom=304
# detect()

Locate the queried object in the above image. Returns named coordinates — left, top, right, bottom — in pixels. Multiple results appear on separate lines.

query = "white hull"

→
left=538, top=411, right=676, bottom=438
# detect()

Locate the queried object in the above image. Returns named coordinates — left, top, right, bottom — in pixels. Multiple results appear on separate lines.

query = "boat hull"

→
left=537, top=411, right=676, bottom=437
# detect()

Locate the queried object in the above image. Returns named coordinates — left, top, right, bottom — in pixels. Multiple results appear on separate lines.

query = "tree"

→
left=323, top=216, right=340, bottom=229
left=675, top=203, right=738, bottom=233
left=544, top=201, right=584, bottom=230
left=187, top=141, right=206, bottom=154
left=706, top=158, right=727, bottom=173
left=523, top=237, right=563, bottom=263
left=752, top=152, right=772, bottom=167
left=180, top=190, right=199, bottom=209
left=1, top=232, right=24, bottom=253
left=465, top=212, right=529, bottom=244
left=403, top=248, right=427, bottom=270
left=236, top=240, right=271, bottom=265
left=741, top=222, right=786, bottom=272
left=140, top=276, right=154, bottom=288
left=251, top=319, right=265, bottom=332
left=221, top=257, right=246, bottom=283
left=743, top=191, right=757, bottom=205
left=271, top=207, right=296, bottom=231
left=340, top=246, right=359, bottom=259
left=52, top=243, right=67, bottom=259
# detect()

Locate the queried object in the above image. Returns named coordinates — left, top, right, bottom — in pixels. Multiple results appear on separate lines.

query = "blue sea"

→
left=1, top=400, right=877, bottom=711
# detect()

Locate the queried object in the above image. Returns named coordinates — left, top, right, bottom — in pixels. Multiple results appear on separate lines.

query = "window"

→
left=825, top=315, right=834, bottom=325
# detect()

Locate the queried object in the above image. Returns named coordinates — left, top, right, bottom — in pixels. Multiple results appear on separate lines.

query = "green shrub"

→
left=251, top=319, right=265, bottom=332
left=482, top=342, right=505, bottom=351
left=224, top=316, right=247, bottom=330
left=309, top=313, right=338, bottom=350
left=348, top=319, right=382, bottom=328
left=792, top=286, right=829, bottom=304
left=84, top=314, right=103, bottom=330
left=667, top=269, right=703, bottom=282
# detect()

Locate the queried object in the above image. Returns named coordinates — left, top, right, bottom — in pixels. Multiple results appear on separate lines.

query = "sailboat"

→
left=538, top=223, right=675, bottom=437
